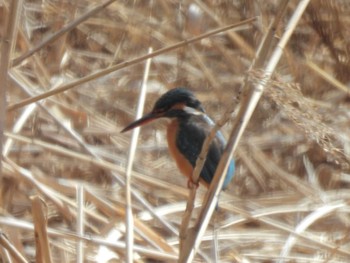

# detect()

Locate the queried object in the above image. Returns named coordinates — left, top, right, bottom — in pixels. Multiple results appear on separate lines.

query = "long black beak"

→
left=121, top=112, right=161, bottom=133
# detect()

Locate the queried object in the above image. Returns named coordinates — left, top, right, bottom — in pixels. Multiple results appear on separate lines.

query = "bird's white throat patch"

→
left=183, top=106, right=204, bottom=116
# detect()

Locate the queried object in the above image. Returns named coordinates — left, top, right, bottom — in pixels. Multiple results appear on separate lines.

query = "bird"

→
left=121, top=87, right=235, bottom=189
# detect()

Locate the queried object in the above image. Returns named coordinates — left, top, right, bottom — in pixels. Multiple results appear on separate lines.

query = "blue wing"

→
left=203, top=115, right=235, bottom=189
left=176, top=114, right=235, bottom=188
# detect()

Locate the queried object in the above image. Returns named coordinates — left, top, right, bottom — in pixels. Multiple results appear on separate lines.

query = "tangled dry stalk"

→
left=1, top=0, right=350, bottom=262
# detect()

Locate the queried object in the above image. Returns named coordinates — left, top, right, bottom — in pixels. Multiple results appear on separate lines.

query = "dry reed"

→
left=1, top=0, right=350, bottom=262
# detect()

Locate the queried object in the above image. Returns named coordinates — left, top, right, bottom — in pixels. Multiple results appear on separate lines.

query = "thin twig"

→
left=31, top=196, right=53, bottom=263
left=7, top=17, right=256, bottom=112
left=0, top=233, right=28, bottom=263
left=11, top=0, right=117, bottom=66
left=0, top=0, right=22, bottom=175
left=306, top=60, right=350, bottom=94
left=76, top=185, right=85, bottom=263
left=125, top=47, right=153, bottom=263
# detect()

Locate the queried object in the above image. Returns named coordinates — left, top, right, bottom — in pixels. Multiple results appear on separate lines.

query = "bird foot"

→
left=187, top=179, right=199, bottom=189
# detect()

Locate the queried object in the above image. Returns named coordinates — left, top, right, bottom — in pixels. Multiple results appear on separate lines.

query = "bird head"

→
left=121, top=87, right=204, bottom=133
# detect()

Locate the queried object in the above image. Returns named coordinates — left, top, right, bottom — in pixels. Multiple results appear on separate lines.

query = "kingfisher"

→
left=121, top=87, right=235, bottom=189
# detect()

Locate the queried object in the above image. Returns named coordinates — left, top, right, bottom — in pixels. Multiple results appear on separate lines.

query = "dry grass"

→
left=1, top=0, right=350, bottom=262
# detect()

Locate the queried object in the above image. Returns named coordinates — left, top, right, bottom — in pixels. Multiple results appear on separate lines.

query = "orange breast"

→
left=166, top=120, right=194, bottom=179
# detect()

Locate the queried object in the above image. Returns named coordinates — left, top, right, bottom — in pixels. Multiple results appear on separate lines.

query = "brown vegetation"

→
left=1, top=0, right=350, bottom=262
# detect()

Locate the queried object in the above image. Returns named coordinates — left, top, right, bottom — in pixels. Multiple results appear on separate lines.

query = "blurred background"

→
left=1, top=0, right=350, bottom=262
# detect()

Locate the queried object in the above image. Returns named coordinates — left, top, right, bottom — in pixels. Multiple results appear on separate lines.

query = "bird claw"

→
left=187, top=179, right=199, bottom=189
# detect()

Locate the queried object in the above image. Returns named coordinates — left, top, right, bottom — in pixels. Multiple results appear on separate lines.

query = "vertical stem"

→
left=0, top=0, right=22, bottom=175
left=179, top=0, right=312, bottom=261
left=125, top=47, right=153, bottom=263
left=76, top=185, right=85, bottom=263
